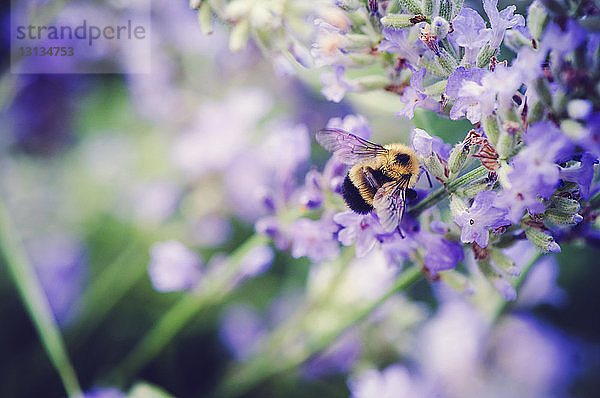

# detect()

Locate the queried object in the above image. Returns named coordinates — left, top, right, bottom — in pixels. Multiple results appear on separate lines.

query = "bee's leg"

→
left=396, top=226, right=405, bottom=239
left=422, top=167, right=433, bottom=188
left=362, top=166, right=381, bottom=192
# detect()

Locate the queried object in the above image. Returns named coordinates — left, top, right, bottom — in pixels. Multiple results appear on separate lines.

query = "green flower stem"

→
left=0, top=197, right=82, bottom=398
left=409, top=165, right=488, bottom=217
left=216, top=264, right=424, bottom=398
left=66, top=237, right=149, bottom=348
left=109, top=234, right=268, bottom=383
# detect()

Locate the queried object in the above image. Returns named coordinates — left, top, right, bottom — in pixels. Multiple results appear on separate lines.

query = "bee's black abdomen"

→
left=342, top=174, right=373, bottom=214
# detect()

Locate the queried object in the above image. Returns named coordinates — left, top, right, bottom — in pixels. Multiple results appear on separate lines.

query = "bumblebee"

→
left=316, top=128, right=421, bottom=233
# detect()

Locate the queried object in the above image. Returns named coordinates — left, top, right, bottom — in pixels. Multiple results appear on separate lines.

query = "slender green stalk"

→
left=109, top=234, right=268, bottom=382
left=67, top=238, right=148, bottom=347
left=409, top=165, right=488, bottom=217
left=216, top=264, right=424, bottom=398
left=0, top=196, right=82, bottom=398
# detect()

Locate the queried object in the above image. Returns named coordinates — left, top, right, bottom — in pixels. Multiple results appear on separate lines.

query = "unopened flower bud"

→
left=423, top=0, right=434, bottom=16
left=198, top=1, right=213, bottom=35
left=525, top=227, right=561, bottom=253
left=447, top=143, right=469, bottom=177
left=478, top=258, right=516, bottom=300
left=431, top=17, right=451, bottom=39
left=544, top=208, right=583, bottom=225
left=229, top=19, right=250, bottom=52
left=504, top=29, right=534, bottom=52
left=489, top=247, right=520, bottom=276
left=439, top=0, right=453, bottom=20
left=560, top=119, right=587, bottom=141
left=421, top=154, right=447, bottom=181
left=380, top=14, right=414, bottom=29
left=482, top=115, right=501, bottom=146
left=437, top=49, right=458, bottom=74
left=457, top=181, right=491, bottom=198
left=439, top=269, right=474, bottom=294
left=567, top=99, right=593, bottom=120
left=190, top=0, right=202, bottom=9
left=449, top=195, right=469, bottom=218
left=527, top=1, right=548, bottom=40
left=533, top=77, right=553, bottom=108
left=496, top=130, right=515, bottom=159
left=387, top=0, right=402, bottom=14
left=476, top=43, right=496, bottom=68
left=550, top=196, right=581, bottom=213
left=452, top=0, right=465, bottom=17
left=398, top=0, right=423, bottom=14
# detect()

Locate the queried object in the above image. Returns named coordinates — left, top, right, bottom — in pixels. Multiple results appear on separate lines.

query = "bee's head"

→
left=395, top=153, right=411, bottom=166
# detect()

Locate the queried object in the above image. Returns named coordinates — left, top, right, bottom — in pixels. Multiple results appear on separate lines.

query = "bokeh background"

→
left=1, top=1, right=599, bottom=397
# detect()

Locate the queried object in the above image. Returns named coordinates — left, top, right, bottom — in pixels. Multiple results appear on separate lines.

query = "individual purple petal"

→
left=417, top=231, right=464, bottom=274
left=483, top=0, right=525, bottom=49
left=334, top=211, right=384, bottom=257
left=378, top=28, right=425, bottom=68
left=410, top=128, right=451, bottom=159
left=320, top=66, right=359, bottom=103
left=541, top=20, right=586, bottom=58
left=559, top=153, right=597, bottom=199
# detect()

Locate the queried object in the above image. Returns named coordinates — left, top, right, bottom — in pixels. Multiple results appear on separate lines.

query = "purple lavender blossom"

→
left=290, top=217, right=340, bottom=262
left=219, top=305, right=266, bottom=361
left=334, top=211, right=385, bottom=258
left=482, top=0, right=525, bottom=50
left=378, top=28, right=425, bottom=69
left=410, top=128, right=451, bottom=159
left=499, top=122, right=575, bottom=222
left=445, top=67, right=488, bottom=123
left=559, top=153, right=596, bottom=200
left=84, top=387, right=126, bottom=398
left=580, top=113, right=600, bottom=159
left=236, top=244, right=274, bottom=280
left=349, top=364, right=429, bottom=398
left=30, top=235, right=87, bottom=325
left=451, top=9, right=491, bottom=66
left=326, top=114, right=372, bottom=139
left=148, top=240, right=203, bottom=292
left=416, top=227, right=464, bottom=275
left=320, top=66, right=359, bottom=103
left=517, top=256, right=566, bottom=308
left=395, top=68, right=439, bottom=119
left=303, top=329, right=361, bottom=378
left=298, top=169, right=324, bottom=210
left=453, top=190, right=510, bottom=248
left=541, top=20, right=586, bottom=59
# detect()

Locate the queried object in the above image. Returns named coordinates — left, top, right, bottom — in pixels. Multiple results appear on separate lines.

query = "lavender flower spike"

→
left=395, top=68, right=439, bottom=120
left=454, top=190, right=510, bottom=248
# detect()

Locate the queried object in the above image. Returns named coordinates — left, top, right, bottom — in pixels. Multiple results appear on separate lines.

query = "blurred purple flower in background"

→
left=148, top=240, right=203, bottom=293
left=29, top=235, right=87, bottom=325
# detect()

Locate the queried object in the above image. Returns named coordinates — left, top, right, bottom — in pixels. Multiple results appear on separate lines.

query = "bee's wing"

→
left=373, top=181, right=406, bottom=233
left=316, top=128, right=388, bottom=165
